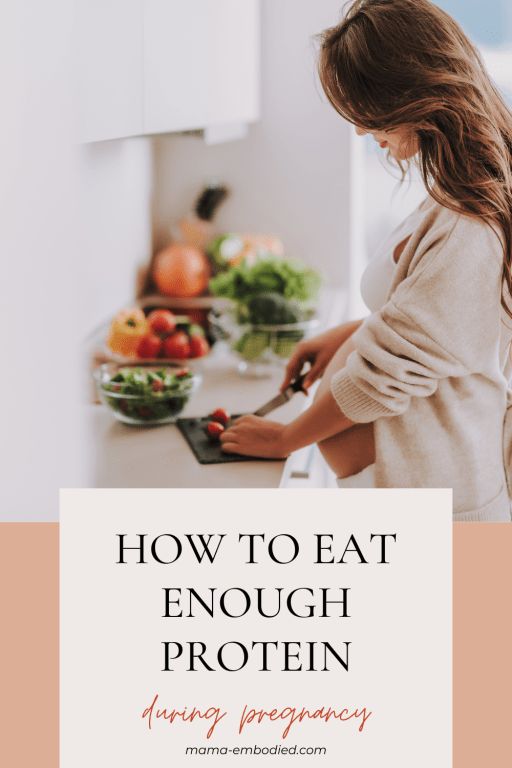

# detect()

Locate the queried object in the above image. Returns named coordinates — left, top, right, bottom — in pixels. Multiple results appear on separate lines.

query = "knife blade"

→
left=253, top=372, right=308, bottom=417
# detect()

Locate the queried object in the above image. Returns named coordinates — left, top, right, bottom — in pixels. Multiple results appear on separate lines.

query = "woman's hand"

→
left=220, top=416, right=291, bottom=459
left=281, top=320, right=363, bottom=391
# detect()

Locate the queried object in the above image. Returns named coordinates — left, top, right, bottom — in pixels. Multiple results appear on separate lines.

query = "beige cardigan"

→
left=331, top=198, right=512, bottom=522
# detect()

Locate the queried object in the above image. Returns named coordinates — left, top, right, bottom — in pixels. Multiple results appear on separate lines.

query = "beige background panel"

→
left=453, top=523, right=512, bottom=767
left=0, top=524, right=58, bottom=768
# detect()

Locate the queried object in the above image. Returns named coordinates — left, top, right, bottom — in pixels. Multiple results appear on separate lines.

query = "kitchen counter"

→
left=88, top=352, right=309, bottom=488
left=86, top=289, right=345, bottom=489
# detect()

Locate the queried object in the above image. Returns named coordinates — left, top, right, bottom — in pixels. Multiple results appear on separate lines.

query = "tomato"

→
left=152, top=378, right=164, bottom=392
left=162, top=331, right=191, bottom=359
left=175, top=368, right=190, bottom=378
left=189, top=334, right=210, bottom=358
left=147, top=309, right=176, bottom=337
left=137, top=333, right=163, bottom=359
left=209, top=408, right=230, bottom=426
left=206, top=421, right=225, bottom=441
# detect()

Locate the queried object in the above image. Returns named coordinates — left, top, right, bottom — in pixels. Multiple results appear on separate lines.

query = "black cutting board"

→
left=177, top=415, right=260, bottom=464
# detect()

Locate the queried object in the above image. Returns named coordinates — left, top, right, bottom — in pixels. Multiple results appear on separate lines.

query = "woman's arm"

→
left=284, top=388, right=355, bottom=449
left=281, top=318, right=364, bottom=390
left=220, top=388, right=354, bottom=459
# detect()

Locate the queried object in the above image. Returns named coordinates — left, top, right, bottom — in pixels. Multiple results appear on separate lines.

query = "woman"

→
left=221, top=0, right=512, bottom=522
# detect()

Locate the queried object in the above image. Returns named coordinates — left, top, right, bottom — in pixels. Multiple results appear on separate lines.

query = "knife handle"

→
left=290, top=372, right=308, bottom=394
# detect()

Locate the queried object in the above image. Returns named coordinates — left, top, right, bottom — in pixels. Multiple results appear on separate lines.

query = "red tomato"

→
left=206, top=421, right=225, bottom=440
left=137, top=333, right=162, bottom=359
left=152, top=379, right=164, bottom=392
left=147, top=309, right=176, bottom=337
left=162, top=331, right=191, bottom=359
left=189, top=334, right=210, bottom=358
left=175, top=368, right=190, bottom=378
left=209, top=408, right=230, bottom=426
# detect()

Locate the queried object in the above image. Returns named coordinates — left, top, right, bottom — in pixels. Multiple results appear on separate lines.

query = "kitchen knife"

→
left=253, top=372, right=308, bottom=417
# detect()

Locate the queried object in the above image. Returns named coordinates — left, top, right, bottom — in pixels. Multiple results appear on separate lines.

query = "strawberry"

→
left=209, top=408, right=230, bottom=426
left=206, top=421, right=225, bottom=441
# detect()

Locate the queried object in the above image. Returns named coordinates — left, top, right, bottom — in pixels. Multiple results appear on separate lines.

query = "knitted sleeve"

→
left=331, top=216, right=503, bottom=422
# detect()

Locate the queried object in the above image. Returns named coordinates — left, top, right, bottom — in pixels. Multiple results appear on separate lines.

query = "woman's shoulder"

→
left=393, top=199, right=504, bottom=313
left=415, top=198, right=503, bottom=269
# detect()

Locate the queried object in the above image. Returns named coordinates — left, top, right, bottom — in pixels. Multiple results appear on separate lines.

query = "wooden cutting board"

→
left=177, top=415, right=271, bottom=465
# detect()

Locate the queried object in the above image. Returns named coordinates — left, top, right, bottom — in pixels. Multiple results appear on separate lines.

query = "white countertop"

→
left=87, top=351, right=308, bottom=488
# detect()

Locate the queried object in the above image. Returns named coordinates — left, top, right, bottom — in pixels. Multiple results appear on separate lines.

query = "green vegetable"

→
left=209, top=254, right=320, bottom=305
left=234, top=331, right=270, bottom=361
left=244, top=293, right=304, bottom=325
left=271, top=330, right=305, bottom=358
left=209, top=254, right=319, bottom=364
left=233, top=328, right=306, bottom=362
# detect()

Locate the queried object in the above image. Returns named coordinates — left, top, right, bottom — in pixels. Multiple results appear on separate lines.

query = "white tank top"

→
left=361, top=199, right=429, bottom=313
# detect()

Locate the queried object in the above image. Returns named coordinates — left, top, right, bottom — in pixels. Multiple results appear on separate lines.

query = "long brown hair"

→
left=318, top=0, right=512, bottom=316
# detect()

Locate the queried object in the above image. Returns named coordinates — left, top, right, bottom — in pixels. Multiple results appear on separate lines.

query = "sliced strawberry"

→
left=209, top=408, right=230, bottom=426
left=206, top=421, right=225, bottom=441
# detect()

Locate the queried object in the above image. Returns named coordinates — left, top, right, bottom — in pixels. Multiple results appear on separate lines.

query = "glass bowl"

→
left=94, top=363, right=201, bottom=426
left=208, top=309, right=319, bottom=377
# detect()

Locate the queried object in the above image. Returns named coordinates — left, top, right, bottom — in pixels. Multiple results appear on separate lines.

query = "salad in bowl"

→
left=94, top=364, right=201, bottom=425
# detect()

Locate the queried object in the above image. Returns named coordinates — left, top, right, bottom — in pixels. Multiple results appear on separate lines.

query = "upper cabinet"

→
left=76, top=0, right=145, bottom=144
left=143, top=0, right=210, bottom=135
left=207, top=0, right=260, bottom=127
left=76, top=0, right=260, bottom=144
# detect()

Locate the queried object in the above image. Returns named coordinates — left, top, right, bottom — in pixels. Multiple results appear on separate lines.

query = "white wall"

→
left=152, top=0, right=357, bottom=290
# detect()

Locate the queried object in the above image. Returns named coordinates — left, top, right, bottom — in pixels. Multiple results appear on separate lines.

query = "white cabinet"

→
left=76, top=0, right=144, bottom=143
left=143, top=0, right=210, bottom=135
left=207, top=0, right=260, bottom=127
left=77, top=0, right=260, bottom=143
left=144, top=0, right=260, bottom=135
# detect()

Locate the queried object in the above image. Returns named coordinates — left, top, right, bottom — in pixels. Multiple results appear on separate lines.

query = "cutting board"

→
left=177, top=415, right=262, bottom=464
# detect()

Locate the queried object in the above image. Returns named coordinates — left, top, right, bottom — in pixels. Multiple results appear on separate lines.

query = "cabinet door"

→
left=207, top=0, right=260, bottom=126
left=143, top=0, right=260, bottom=136
left=76, top=0, right=144, bottom=143
left=143, top=0, right=210, bottom=135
